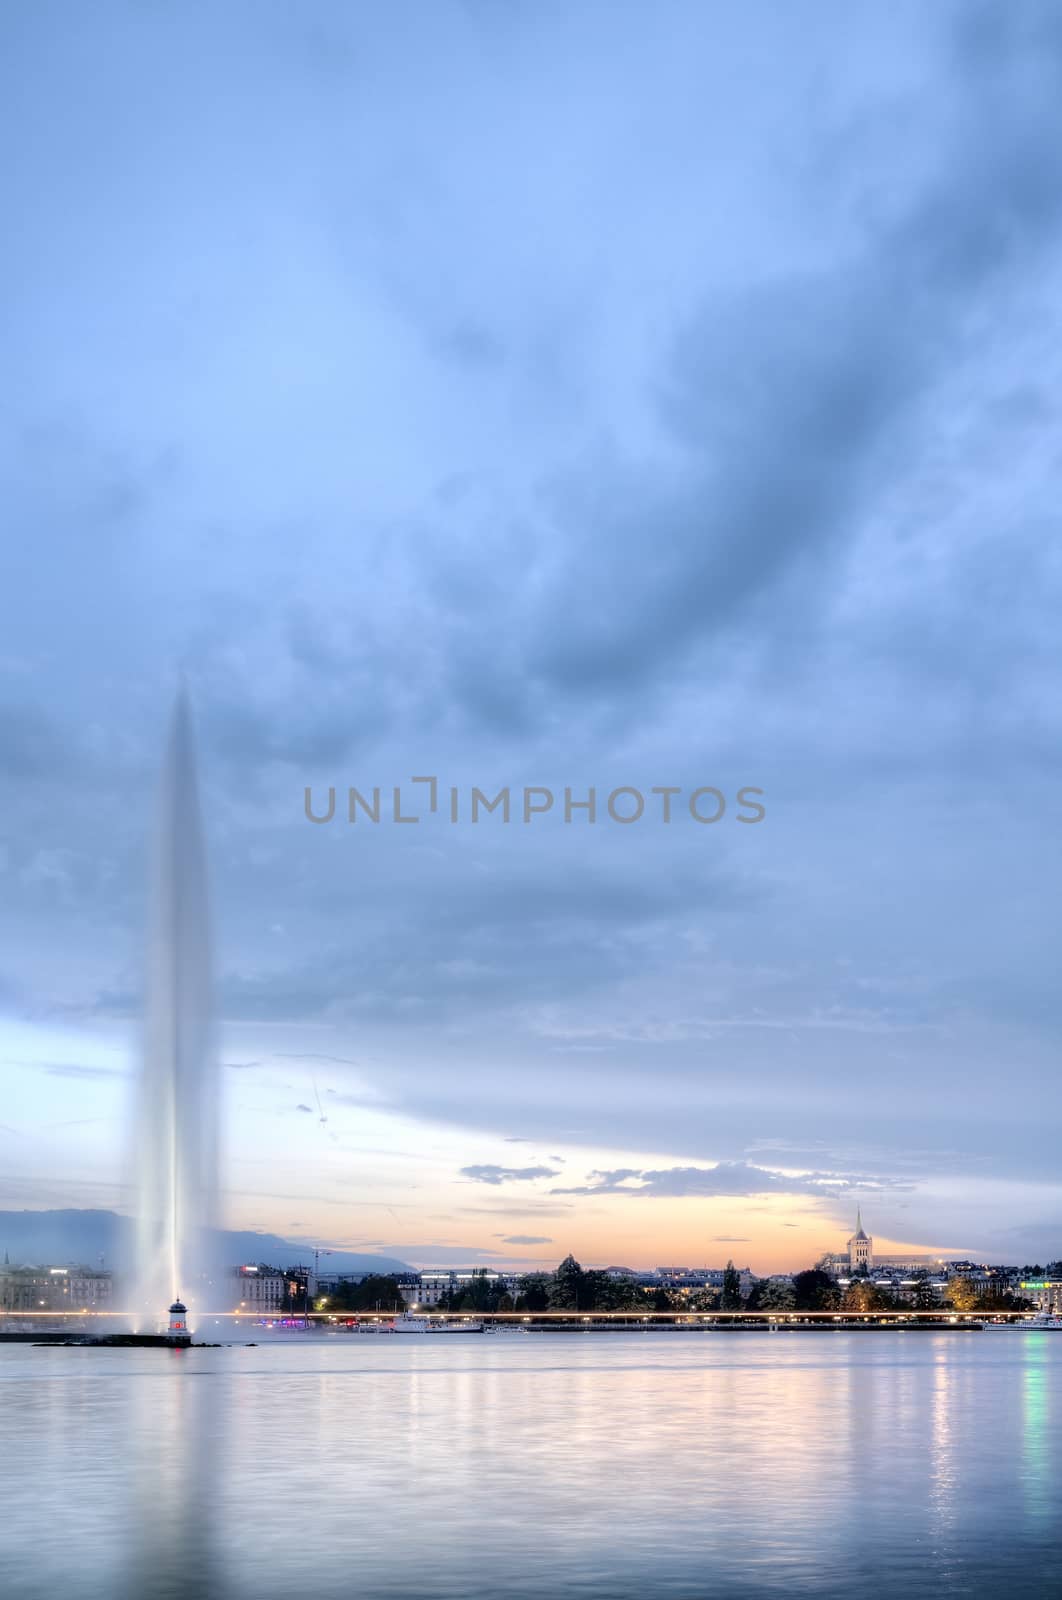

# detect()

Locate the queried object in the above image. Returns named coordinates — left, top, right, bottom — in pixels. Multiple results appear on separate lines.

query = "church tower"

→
left=848, top=1209, right=872, bottom=1272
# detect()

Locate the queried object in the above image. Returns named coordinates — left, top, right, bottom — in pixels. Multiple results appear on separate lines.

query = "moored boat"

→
left=984, top=1312, right=1062, bottom=1330
left=390, top=1312, right=484, bottom=1333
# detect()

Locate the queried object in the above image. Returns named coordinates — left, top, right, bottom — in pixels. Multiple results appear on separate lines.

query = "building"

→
left=412, top=1271, right=455, bottom=1306
left=1020, top=1279, right=1062, bottom=1313
left=388, top=1269, right=522, bottom=1308
left=940, top=1263, right=1022, bottom=1300
left=848, top=1211, right=873, bottom=1272
left=856, top=1271, right=947, bottom=1304
left=820, top=1212, right=895, bottom=1278
left=0, top=1265, right=113, bottom=1314
left=872, top=1254, right=947, bottom=1271
left=654, top=1266, right=756, bottom=1296
left=818, top=1252, right=850, bottom=1275
left=230, top=1264, right=289, bottom=1314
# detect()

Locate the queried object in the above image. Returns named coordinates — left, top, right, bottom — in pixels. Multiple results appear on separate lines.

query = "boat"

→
left=483, top=1323, right=531, bottom=1336
left=984, top=1312, right=1062, bottom=1330
left=390, top=1312, right=483, bottom=1333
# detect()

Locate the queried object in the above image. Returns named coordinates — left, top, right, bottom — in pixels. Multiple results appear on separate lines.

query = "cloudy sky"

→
left=2, top=1, right=1061, bottom=1273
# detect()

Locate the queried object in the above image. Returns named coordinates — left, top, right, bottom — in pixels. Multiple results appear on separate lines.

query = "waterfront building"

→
left=1020, top=1278, right=1062, bottom=1313
left=408, top=1269, right=521, bottom=1306
left=861, top=1271, right=947, bottom=1303
left=230, top=1264, right=287, bottom=1314
left=653, top=1266, right=756, bottom=1295
left=944, top=1263, right=1022, bottom=1299
left=411, top=1270, right=453, bottom=1306
left=0, top=1264, right=113, bottom=1313
left=318, top=1268, right=524, bottom=1308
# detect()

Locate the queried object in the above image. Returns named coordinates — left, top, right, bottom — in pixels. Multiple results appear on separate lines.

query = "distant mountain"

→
left=0, top=1209, right=411, bottom=1276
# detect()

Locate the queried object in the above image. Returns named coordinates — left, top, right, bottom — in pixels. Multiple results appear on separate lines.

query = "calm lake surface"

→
left=2, top=1330, right=1060, bottom=1599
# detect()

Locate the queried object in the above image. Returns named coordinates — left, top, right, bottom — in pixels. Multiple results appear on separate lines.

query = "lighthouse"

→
left=167, top=1298, right=191, bottom=1346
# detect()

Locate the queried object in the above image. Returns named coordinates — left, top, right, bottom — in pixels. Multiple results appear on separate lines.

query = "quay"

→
left=255, top=1310, right=991, bottom=1333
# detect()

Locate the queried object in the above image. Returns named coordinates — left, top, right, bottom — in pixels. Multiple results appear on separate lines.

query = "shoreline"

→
left=2, top=1323, right=994, bottom=1345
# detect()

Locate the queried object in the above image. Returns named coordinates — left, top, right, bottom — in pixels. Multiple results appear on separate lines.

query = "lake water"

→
left=1, top=1330, right=1059, bottom=1599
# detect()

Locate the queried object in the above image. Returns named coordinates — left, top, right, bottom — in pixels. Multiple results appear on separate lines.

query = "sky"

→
left=2, top=1, right=1062, bottom=1274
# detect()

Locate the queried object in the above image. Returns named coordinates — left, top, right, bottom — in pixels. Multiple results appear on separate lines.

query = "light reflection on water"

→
left=1022, top=1339, right=1051, bottom=1524
left=1, top=1333, right=1059, bottom=1599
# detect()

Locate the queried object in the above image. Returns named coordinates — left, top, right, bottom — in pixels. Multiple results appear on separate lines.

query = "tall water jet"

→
left=132, top=689, right=219, bottom=1330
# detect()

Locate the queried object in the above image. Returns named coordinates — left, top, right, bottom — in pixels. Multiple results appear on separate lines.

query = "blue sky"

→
left=2, top=1, right=1062, bottom=1271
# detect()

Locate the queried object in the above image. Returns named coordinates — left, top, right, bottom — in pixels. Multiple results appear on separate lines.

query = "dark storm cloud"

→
left=182, top=846, right=765, bottom=1026
left=511, top=11, right=1062, bottom=706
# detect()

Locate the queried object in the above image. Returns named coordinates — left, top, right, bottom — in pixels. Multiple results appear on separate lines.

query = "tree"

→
left=742, top=1281, right=765, bottom=1311
left=843, top=1281, right=890, bottom=1313
left=757, top=1280, right=795, bottom=1312
left=978, top=1289, right=1031, bottom=1313
left=324, top=1275, right=408, bottom=1313
left=792, top=1269, right=840, bottom=1312
left=947, top=1276, right=980, bottom=1312
left=581, top=1271, right=642, bottom=1312
left=912, top=1277, right=938, bottom=1312
left=721, top=1261, right=742, bottom=1311
left=516, top=1274, right=550, bottom=1312
left=550, top=1253, right=586, bottom=1310
left=690, top=1287, right=722, bottom=1312
left=451, top=1270, right=508, bottom=1313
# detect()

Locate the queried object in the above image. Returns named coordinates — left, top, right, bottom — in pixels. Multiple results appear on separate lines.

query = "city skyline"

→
left=0, top=1025, right=1046, bottom=1275
left=5, top=1200, right=1054, bottom=1286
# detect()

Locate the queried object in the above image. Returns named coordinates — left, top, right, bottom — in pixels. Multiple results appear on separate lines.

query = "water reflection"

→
left=929, top=1349, right=955, bottom=1530
left=1022, top=1340, right=1050, bottom=1523
left=120, top=1350, right=225, bottom=1600
left=1, top=1334, right=1060, bottom=1599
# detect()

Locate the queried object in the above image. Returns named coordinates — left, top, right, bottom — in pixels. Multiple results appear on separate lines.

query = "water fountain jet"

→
left=132, top=689, right=219, bottom=1332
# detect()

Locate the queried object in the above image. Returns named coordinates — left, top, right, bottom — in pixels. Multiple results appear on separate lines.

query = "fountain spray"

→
left=133, top=689, right=219, bottom=1331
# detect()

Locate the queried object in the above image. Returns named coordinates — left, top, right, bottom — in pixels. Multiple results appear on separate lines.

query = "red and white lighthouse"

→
left=167, top=1298, right=190, bottom=1343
